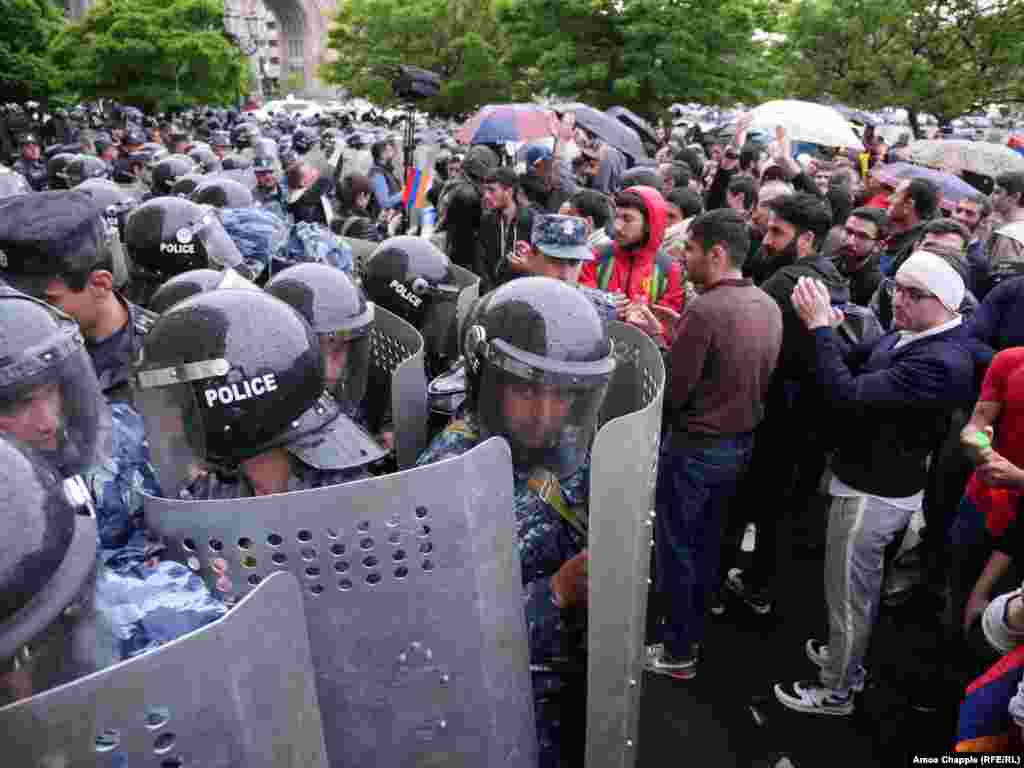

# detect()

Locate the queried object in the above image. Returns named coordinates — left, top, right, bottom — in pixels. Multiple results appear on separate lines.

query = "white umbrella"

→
left=750, top=100, right=864, bottom=150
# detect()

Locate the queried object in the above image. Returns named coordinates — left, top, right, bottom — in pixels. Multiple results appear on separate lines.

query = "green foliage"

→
left=778, top=0, right=1024, bottom=124
left=49, top=0, right=247, bottom=111
left=499, top=0, right=784, bottom=118
left=323, top=0, right=514, bottom=116
left=0, top=0, right=64, bottom=102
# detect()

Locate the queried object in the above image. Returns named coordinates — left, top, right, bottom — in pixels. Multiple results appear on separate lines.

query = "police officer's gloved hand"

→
left=551, top=550, right=589, bottom=609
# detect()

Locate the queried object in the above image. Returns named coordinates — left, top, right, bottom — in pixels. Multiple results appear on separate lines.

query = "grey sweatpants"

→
left=822, top=494, right=916, bottom=692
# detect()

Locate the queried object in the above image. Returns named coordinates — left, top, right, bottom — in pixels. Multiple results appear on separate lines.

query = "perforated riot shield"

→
left=363, top=304, right=428, bottom=469
left=145, top=437, right=537, bottom=768
left=587, top=321, right=665, bottom=768
left=0, top=571, right=328, bottom=768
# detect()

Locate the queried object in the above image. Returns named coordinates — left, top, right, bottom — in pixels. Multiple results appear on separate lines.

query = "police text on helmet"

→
left=160, top=242, right=196, bottom=255
left=390, top=279, right=423, bottom=308
left=204, top=373, right=278, bottom=406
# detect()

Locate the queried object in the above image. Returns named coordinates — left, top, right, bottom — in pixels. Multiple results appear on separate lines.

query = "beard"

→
left=762, top=237, right=801, bottom=270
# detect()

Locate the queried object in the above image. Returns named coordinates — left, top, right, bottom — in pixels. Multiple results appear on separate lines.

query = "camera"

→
left=392, top=66, right=442, bottom=101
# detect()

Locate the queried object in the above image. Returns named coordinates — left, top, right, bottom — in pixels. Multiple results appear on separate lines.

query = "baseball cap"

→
left=526, top=144, right=553, bottom=167
left=531, top=214, right=595, bottom=262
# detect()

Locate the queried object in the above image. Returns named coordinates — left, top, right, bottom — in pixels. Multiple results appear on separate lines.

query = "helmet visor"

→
left=321, top=332, right=371, bottom=408
left=0, top=326, right=111, bottom=477
left=475, top=340, right=614, bottom=478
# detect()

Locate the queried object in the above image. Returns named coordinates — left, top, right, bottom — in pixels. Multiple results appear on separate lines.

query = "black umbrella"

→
left=555, top=103, right=646, bottom=161
left=607, top=106, right=658, bottom=148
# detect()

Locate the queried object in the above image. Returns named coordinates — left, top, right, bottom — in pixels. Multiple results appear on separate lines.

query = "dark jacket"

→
left=966, top=275, right=1024, bottom=363
left=834, top=253, right=883, bottom=307
left=477, top=204, right=537, bottom=293
left=810, top=323, right=977, bottom=498
left=760, top=253, right=851, bottom=386
left=86, top=296, right=156, bottom=405
left=879, top=223, right=925, bottom=277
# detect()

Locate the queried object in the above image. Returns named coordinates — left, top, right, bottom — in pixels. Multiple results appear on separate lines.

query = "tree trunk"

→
left=907, top=107, right=921, bottom=141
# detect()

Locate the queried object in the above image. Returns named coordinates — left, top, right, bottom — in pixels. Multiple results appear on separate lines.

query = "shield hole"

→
left=241, top=556, right=257, bottom=569
left=419, top=541, right=433, bottom=554
left=153, top=733, right=176, bottom=754
left=357, top=520, right=371, bottom=533
left=95, top=729, right=120, bottom=752
left=393, top=549, right=406, bottom=562
left=208, top=539, right=223, bottom=552
left=394, top=566, right=409, bottom=579
left=334, top=560, right=350, bottom=573
left=247, top=574, right=262, bottom=586
left=362, top=555, right=378, bottom=568
left=237, top=537, right=252, bottom=550
left=272, top=552, right=288, bottom=566
left=144, top=707, right=171, bottom=730
left=386, top=512, right=401, bottom=527
left=300, top=547, right=317, bottom=561
left=338, top=578, right=353, bottom=591
left=418, top=525, right=431, bottom=537
left=267, top=533, right=283, bottom=547
left=360, top=537, right=374, bottom=550
left=415, top=506, right=429, bottom=519
left=297, top=529, right=313, bottom=542
left=330, top=543, right=346, bottom=556
left=366, top=572, right=381, bottom=585
left=160, top=759, right=184, bottom=768
left=311, top=583, right=324, bottom=595
left=326, top=528, right=339, bottom=539
left=388, top=532, right=401, bottom=544
left=305, top=566, right=321, bottom=578
left=182, top=538, right=196, bottom=552
left=422, top=559, right=435, bottom=572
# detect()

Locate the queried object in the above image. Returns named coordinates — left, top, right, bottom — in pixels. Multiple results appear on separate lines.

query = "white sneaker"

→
left=804, top=639, right=867, bottom=692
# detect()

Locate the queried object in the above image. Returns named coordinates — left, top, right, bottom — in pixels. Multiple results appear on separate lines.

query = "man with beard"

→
left=720, top=193, right=849, bottom=618
left=833, top=207, right=886, bottom=306
left=478, top=167, right=538, bottom=292
left=744, top=180, right=793, bottom=284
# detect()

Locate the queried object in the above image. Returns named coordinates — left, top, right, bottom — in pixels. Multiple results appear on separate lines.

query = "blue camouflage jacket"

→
left=180, top=452, right=371, bottom=500
left=86, top=295, right=155, bottom=405
left=415, top=415, right=588, bottom=669
left=87, top=402, right=227, bottom=661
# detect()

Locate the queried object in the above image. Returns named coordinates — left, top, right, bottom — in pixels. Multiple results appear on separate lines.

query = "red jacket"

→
left=580, top=186, right=685, bottom=314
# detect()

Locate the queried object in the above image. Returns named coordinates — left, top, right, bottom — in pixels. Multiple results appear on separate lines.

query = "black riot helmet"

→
left=151, top=154, right=198, bottom=196
left=190, top=176, right=254, bottom=209
left=461, top=277, right=615, bottom=478
left=0, top=168, right=30, bottom=199
left=221, top=154, right=252, bottom=172
left=0, top=436, right=104, bottom=707
left=231, top=121, right=259, bottom=149
left=292, top=127, right=318, bottom=155
left=362, top=236, right=461, bottom=374
left=266, top=264, right=375, bottom=407
left=122, top=197, right=244, bottom=307
left=47, top=152, right=77, bottom=190
left=75, top=177, right=140, bottom=240
left=65, top=155, right=110, bottom=188
left=188, top=146, right=221, bottom=174
left=133, top=290, right=346, bottom=496
left=169, top=172, right=205, bottom=197
left=0, top=288, right=111, bottom=476
left=146, top=267, right=258, bottom=315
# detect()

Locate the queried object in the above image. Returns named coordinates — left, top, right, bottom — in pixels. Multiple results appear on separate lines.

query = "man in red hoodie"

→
left=580, top=186, right=686, bottom=325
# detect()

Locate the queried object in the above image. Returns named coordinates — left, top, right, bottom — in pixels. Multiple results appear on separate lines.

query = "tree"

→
left=498, top=0, right=783, bottom=119
left=49, top=0, right=248, bottom=112
left=0, top=0, right=64, bottom=103
left=779, top=0, right=1024, bottom=131
left=322, top=0, right=514, bottom=116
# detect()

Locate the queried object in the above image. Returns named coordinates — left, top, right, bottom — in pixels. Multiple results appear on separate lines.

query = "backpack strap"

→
left=650, top=248, right=675, bottom=304
left=595, top=244, right=617, bottom=292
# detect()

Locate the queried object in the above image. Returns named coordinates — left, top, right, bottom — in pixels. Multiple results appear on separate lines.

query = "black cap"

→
left=0, top=191, right=107, bottom=283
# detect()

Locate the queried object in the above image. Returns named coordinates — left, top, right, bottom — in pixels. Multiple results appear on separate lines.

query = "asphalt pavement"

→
left=635, top=492, right=961, bottom=768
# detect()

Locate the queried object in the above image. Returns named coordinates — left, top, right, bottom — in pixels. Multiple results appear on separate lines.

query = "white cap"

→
left=895, top=250, right=965, bottom=313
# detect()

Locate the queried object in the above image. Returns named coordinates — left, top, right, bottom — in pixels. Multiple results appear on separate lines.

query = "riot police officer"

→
left=13, top=133, right=47, bottom=191
left=362, top=235, right=462, bottom=379
left=133, top=289, right=386, bottom=500
left=150, top=154, right=198, bottom=197
left=417, top=276, right=612, bottom=768
left=252, top=154, right=288, bottom=218
left=122, top=196, right=249, bottom=307
left=190, top=176, right=254, bottom=209
left=65, top=154, right=111, bottom=188
left=0, top=191, right=148, bottom=404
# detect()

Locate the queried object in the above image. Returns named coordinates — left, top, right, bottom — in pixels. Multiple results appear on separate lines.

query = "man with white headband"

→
left=773, top=250, right=977, bottom=716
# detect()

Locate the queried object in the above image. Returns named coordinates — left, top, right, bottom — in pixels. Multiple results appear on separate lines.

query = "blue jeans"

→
left=654, top=431, right=754, bottom=657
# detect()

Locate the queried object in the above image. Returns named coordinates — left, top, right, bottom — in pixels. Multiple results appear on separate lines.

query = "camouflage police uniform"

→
left=417, top=415, right=588, bottom=768
left=180, top=455, right=371, bottom=500
left=532, top=213, right=619, bottom=324
left=87, top=295, right=156, bottom=405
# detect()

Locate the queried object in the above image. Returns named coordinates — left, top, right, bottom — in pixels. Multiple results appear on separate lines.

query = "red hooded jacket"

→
left=580, top=185, right=685, bottom=314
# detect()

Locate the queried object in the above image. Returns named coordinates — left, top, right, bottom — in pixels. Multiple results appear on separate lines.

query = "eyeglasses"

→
left=843, top=226, right=877, bottom=243
left=884, top=279, right=935, bottom=303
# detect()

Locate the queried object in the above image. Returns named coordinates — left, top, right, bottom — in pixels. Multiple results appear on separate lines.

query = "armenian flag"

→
left=955, top=644, right=1024, bottom=752
left=402, top=167, right=432, bottom=210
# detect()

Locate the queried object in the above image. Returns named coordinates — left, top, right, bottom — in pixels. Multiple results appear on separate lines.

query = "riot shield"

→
left=587, top=321, right=665, bottom=768
left=362, top=304, right=428, bottom=469
left=449, top=262, right=480, bottom=335
left=145, top=436, right=537, bottom=768
left=342, top=235, right=380, bottom=279
left=0, top=571, right=328, bottom=768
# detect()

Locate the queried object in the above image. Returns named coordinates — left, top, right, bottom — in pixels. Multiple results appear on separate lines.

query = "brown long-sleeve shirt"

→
left=668, top=278, right=782, bottom=436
